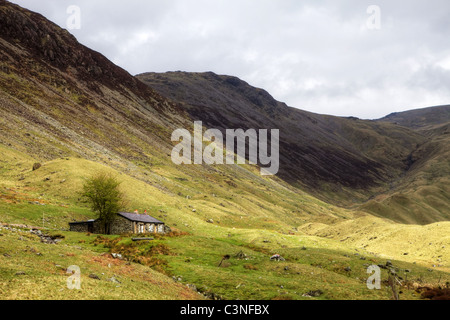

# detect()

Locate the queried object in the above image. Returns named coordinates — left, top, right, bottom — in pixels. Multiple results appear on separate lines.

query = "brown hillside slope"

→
left=0, top=0, right=355, bottom=234
left=0, top=0, right=189, bottom=165
left=362, top=107, right=450, bottom=223
left=137, top=72, right=450, bottom=224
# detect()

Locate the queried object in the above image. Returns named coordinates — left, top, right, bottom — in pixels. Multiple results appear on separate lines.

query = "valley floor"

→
left=0, top=146, right=448, bottom=300
left=0, top=218, right=448, bottom=300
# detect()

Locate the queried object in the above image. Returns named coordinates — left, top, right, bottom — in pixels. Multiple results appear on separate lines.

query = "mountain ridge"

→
left=0, top=0, right=448, bottom=226
left=378, top=105, right=450, bottom=130
left=0, top=0, right=449, bottom=301
left=137, top=71, right=450, bottom=224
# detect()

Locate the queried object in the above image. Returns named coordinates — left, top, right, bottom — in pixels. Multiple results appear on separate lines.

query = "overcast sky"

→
left=10, top=0, right=450, bottom=119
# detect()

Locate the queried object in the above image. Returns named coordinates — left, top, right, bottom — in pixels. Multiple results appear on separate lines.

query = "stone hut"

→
left=69, top=212, right=167, bottom=235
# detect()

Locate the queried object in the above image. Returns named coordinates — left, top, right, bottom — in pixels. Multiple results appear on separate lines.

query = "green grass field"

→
left=0, top=144, right=448, bottom=300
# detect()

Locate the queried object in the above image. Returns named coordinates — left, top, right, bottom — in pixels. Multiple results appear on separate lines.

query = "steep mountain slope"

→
left=0, top=0, right=353, bottom=235
left=0, top=1, right=449, bottom=300
left=360, top=106, right=450, bottom=223
left=0, top=0, right=188, bottom=166
left=1, top=0, right=447, bottom=226
left=379, top=105, right=450, bottom=130
left=137, top=72, right=449, bottom=223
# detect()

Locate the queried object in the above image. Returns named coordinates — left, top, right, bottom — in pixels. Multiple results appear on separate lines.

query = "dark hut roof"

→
left=69, top=219, right=96, bottom=225
left=118, top=212, right=164, bottom=224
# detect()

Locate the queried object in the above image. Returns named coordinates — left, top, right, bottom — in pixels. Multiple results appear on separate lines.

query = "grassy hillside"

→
left=0, top=142, right=354, bottom=236
left=0, top=1, right=448, bottom=301
left=0, top=144, right=448, bottom=300
left=0, top=226, right=201, bottom=300
left=137, top=72, right=450, bottom=225
left=364, top=113, right=450, bottom=224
